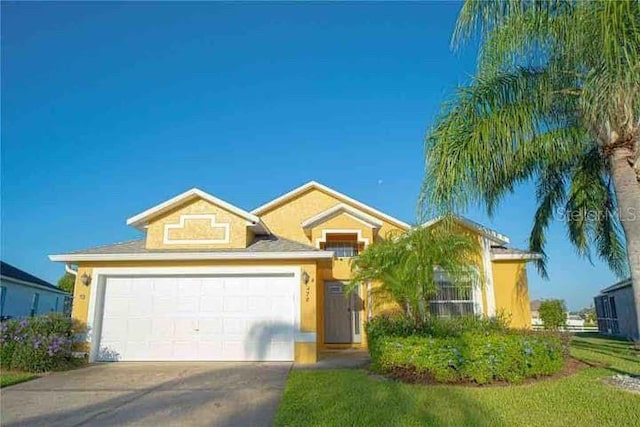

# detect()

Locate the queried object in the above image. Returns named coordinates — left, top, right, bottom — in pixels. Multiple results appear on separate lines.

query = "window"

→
left=325, top=241, right=359, bottom=258
left=0, top=286, right=6, bottom=316
left=596, top=295, right=619, bottom=335
left=30, top=293, right=40, bottom=317
left=429, top=271, right=476, bottom=317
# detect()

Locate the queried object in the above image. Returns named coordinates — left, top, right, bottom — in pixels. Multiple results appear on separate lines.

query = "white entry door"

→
left=96, top=273, right=296, bottom=361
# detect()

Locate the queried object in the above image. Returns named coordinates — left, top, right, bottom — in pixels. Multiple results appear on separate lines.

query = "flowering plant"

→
left=0, top=313, right=84, bottom=372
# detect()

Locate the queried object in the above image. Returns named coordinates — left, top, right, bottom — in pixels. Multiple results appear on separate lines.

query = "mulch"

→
left=373, top=357, right=594, bottom=387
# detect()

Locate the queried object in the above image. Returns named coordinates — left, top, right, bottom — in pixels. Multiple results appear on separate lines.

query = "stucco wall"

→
left=0, top=279, right=68, bottom=318
left=491, top=261, right=532, bottom=328
left=145, top=198, right=252, bottom=250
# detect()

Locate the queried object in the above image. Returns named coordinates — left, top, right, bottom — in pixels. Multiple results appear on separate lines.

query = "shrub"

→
left=366, top=313, right=509, bottom=340
left=0, top=314, right=85, bottom=373
left=366, top=315, right=565, bottom=384
left=539, top=299, right=567, bottom=330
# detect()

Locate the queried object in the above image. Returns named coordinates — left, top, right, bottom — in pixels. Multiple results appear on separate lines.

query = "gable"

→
left=257, top=186, right=408, bottom=246
left=145, top=197, right=254, bottom=250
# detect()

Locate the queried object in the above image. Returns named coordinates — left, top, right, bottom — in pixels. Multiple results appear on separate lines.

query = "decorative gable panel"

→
left=145, top=198, right=252, bottom=250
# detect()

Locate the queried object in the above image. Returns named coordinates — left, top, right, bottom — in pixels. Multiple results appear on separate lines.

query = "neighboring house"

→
left=594, top=278, right=639, bottom=339
left=530, top=299, right=542, bottom=320
left=49, top=181, right=540, bottom=364
left=0, top=261, right=71, bottom=319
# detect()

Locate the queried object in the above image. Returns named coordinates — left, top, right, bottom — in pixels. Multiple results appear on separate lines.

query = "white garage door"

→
left=96, top=274, right=296, bottom=361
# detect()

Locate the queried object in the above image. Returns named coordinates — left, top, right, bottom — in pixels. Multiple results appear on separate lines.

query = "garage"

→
left=92, top=271, right=298, bottom=362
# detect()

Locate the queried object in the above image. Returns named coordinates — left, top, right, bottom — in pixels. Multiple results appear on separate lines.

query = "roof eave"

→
left=49, top=251, right=334, bottom=262
left=422, top=215, right=510, bottom=245
left=300, top=203, right=384, bottom=230
left=490, top=253, right=542, bottom=261
left=252, top=181, right=411, bottom=230
left=126, top=188, right=262, bottom=230
left=0, top=275, right=70, bottom=295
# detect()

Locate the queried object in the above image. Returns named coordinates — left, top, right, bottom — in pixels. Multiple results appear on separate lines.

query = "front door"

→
left=324, top=282, right=361, bottom=344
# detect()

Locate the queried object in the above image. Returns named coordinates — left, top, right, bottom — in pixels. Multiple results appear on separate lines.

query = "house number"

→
left=305, top=283, right=311, bottom=302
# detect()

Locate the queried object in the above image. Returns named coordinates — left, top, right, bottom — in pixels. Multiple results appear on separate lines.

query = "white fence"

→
left=532, top=317, right=598, bottom=333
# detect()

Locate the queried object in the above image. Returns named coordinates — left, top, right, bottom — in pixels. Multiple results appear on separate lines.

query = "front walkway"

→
left=294, top=350, right=371, bottom=370
left=1, top=362, right=291, bottom=427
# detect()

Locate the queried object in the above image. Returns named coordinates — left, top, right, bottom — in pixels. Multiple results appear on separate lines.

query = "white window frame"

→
left=430, top=268, right=482, bottom=316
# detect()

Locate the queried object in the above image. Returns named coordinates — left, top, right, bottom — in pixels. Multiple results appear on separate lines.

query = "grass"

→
left=275, top=334, right=640, bottom=427
left=0, top=371, right=37, bottom=388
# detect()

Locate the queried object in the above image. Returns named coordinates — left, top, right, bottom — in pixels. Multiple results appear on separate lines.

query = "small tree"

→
left=539, top=299, right=567, bottom=330
left=348, top=217, right=481, bottom=324
left=57, top=273, right=75, bottom=294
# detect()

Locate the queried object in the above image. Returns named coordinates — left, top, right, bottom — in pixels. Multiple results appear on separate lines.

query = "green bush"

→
left=539, top=299, right=567, bottom=330
left=366, top=313, right=509, bottom=340
left=366, top=315, right=565, bottom=384
left=0, top=314, right=85, bottom=372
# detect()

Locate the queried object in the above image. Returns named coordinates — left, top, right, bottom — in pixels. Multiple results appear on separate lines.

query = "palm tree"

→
left=348, top=219, right=480, bottom=324
left=421, top=1, right=640, bottom=336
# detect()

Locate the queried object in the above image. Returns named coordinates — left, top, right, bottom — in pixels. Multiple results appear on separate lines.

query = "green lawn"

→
left=0, top=371, right=37, bottom=388
left=276, top=334, right=640, bottom=427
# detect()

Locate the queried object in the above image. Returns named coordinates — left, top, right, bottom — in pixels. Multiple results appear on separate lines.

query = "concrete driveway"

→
left=1, top=362, right=291, bottom=427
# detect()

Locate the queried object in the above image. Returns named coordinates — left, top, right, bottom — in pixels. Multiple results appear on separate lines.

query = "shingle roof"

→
left=0, top=261, right=66, bottom=293
left=599, top=278, right=632, bottom=294
left=69, top=235, right=323, bottom=255
left=490, top=246, right=533, bottom=256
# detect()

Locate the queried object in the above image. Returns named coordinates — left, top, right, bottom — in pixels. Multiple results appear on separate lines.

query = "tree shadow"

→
left=245, top=321, right=295, bottom=361
left=571, top=340, right=640, bottom=365
left=3, top=363, right=289, bottom=427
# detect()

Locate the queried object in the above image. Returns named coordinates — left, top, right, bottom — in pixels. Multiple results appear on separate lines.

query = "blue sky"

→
left=1, top=2, right=618, bottom=310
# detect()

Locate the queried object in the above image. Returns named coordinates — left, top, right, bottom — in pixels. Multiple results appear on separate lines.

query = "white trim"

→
left=301, top=203, right=383, bottom=230
left=0, top=275, right=70, bottom=295
left=126, top=188, right=263, bottom=230
left=86, top=265, right=303, bottom=363
left=163, top=214, right=230, bottom=245
left=351, top=283, right=362, bottom=344
left=314, top=229, right=370, bottom=249
left=491, top=253, right=542, bottom=261
left=295, top=332, right=317, bottom=343
left=422, top=215, right=510, bottom=245
left=251, top=181, right=411, bottom=230
left=49, top=251, right=334, bottom=262
left=482, top=237, right=496, bottom=316
left=65, top=264, right=78, bottom=277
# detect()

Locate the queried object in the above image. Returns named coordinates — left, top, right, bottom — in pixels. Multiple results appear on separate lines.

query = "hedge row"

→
left=0, top=314, right=84, bottom=372
left=367, top=316, right=566, bottom=384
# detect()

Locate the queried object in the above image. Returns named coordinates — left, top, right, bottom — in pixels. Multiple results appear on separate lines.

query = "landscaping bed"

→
left=275, top=334, right=640, bottom=427
left=367, top=315, right=567, bottom=385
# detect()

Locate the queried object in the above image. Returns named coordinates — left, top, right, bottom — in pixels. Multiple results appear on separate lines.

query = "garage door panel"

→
left=127, top=319, right=152, bottom=340
left=176, top=296, right=199, bottom=313
left=97, top=273, right=296, bottom=361
left=223, top=296, right=246, bottom=312
left=199, top=296, right=223, bottom=313
left=198, top=318, right=223, bottom=334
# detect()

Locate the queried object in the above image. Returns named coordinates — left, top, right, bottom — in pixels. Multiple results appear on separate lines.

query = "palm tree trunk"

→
left=609, top=144, right=640, bottom=339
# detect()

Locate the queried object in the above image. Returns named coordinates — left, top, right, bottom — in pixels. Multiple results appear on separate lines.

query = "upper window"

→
left=325, top=241, right=359, bottom=258
left=429, top=271, right=475, bottom=317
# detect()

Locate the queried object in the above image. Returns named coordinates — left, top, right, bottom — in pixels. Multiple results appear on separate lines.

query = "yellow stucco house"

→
left=50, top=181, right=539, bottom=364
